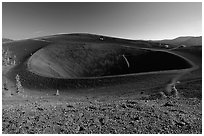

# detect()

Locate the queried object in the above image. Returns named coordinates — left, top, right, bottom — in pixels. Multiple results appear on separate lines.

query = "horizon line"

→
left=2, top=32, right=202, bottom=41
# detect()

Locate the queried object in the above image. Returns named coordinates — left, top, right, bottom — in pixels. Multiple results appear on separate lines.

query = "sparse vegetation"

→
left=15, top=74, right=23, bottom=93
left=2, top=48, right=15, bottom=66
left=2, top=34, right=202, bottom=134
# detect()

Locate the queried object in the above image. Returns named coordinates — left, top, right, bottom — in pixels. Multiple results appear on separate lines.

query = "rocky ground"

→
left=2, top=80, right=202, bottom=134
left=2, top=34, right=202, bottom=134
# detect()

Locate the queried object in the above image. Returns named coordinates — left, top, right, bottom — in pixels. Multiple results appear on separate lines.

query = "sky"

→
left=2, top=2, right=202, bottom=40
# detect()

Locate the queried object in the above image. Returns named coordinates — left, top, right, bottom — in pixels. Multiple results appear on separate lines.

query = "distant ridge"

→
left=2, top=38, right=13, bottom=43
left=159, top=36, right=202, bottom=46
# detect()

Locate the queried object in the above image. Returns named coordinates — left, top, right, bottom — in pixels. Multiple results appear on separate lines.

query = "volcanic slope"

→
left=171, top=46, right=202, bottom=81
left=3, top=33, right=193, bottom=89
left=2, top=34, right=202, bottom=134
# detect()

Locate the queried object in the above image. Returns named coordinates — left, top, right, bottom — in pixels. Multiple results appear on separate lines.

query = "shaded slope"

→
left=3, top=39, right=50, bottom=64
left=3, top=33, right=195, bottom=89
left=27, top=42, right=192, bottom=79
left=38, top=33, right=168, bottom=49
left=172, top=46, right=202, bottom=58
left=171, top=46, right=202, bottom=81
left=28, top=42, right=133, bottom=78
left=27, top=43, right=145, bottom=78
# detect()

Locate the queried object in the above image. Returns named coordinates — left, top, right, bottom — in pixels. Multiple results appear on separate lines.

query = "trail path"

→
left=119, top=45, right=199, bottom=95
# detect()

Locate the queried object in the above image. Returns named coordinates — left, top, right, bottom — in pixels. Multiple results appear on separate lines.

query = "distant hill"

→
left=181, top=36, right=202, bottom=46
left=159, top=36, right=202, bottom=46
left=2, top=38, right=13, bottom=43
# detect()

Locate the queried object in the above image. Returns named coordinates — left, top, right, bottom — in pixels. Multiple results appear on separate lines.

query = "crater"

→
left=27, top=43, right=192, bottom=79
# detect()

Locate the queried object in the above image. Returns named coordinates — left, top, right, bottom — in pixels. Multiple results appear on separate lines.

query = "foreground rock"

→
left=2, top=96, right=201, bottom=134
